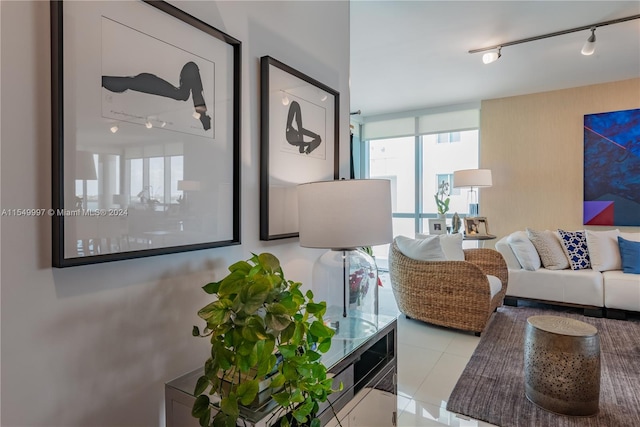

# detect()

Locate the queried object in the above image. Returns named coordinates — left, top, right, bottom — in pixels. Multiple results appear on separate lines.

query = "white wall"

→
left=0, top=1, right=350, bottom=426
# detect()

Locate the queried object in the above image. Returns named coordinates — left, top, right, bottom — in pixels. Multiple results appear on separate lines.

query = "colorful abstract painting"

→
left=584, top=108, right=640, bottom=226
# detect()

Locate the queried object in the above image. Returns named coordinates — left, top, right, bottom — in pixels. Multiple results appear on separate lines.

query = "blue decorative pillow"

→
left=618, top=236, right=640, bottom=274
left=558, top=229, right=591, bottom=270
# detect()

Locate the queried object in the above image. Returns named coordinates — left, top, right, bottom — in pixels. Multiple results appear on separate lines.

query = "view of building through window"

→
left=366, top=129, right=479, bottom=263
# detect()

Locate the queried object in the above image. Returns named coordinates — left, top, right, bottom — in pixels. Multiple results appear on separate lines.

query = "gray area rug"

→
left=446, top=305, right=640, bottom=427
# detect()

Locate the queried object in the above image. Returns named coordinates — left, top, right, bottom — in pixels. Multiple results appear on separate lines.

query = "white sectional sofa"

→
left=496, top=229, right=640, bottom=317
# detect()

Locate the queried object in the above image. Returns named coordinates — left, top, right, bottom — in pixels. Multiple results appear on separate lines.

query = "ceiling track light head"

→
left=581, top=27, right=597, bottom=56
left=482, top=47, right=502, bottom=64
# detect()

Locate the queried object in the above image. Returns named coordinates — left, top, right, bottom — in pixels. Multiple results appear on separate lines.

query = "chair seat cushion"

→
left=487, top=275, right=502, bottom=298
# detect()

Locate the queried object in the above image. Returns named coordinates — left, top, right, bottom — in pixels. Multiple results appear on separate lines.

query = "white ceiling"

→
left=350, top=1, right=640, bottom=118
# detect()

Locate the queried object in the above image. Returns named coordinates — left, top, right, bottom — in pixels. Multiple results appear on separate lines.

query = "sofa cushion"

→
left=526, top=228, right=569, bottom=270
left=585, top=229, right=621, bottom=272
left=507, top=231, right=541, bottom=271
left=558, top=229, right=591, bottom=270
left=506, top=268, right=604, bottom=307
left=618, top=236, right=640, bottom=274
left=395, top=235, right=446, bottom=261
left=603, top=270, right=640, bottom=311
left=416, top=233, right=464, bottom=261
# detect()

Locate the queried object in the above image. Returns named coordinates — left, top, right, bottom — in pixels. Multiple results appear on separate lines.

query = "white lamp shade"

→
left=453, top=169, right=492, bottom=188
left=297, top=179, right=393, bottom=249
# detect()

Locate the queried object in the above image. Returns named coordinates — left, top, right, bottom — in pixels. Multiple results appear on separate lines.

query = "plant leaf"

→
left=228, top=260, right=251, bottom=274
left=258, top=253, right=280, bottom=272
left=265, top=311, right=291, bottom=331
left=242, top=280, right=270, bottom=314
left=194, top=375, right=210, bottom=396
left=192, top=394, right=210, bottom=418
left=220, top=395, right=239, bottom=418
left=237, top=379, right=259, bottom=405
left=309, top=320, right=332, bottom=338
left=272, top=390, right=291, bottom=407
left=218, top=270, right=247, bottom=297
left=202, top=281, right=220, bottom=294
left=310, top=418, right=321, bottom=427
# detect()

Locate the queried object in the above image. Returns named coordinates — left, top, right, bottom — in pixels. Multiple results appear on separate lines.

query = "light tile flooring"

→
left=378, top=273, right=498, bottom=427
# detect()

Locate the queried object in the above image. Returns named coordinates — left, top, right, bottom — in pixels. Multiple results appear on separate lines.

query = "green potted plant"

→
left=191, top=253, right=340, bottom=427
left=434, top=180, right=450, bottom=218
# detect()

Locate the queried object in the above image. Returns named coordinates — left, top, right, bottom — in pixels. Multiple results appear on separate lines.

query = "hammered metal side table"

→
left=524, top=315, right=600, bottom=416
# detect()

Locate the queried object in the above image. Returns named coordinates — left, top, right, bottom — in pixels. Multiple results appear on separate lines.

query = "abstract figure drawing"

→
left=102, top=61, right=211, bottom=131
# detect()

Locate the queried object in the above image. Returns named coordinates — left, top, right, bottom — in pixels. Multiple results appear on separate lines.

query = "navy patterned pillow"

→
left=558, top=229, right=591, bottom=270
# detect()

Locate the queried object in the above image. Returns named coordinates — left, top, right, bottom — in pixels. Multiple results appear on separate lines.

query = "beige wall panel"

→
left=481, top=78, right=640, bottom=243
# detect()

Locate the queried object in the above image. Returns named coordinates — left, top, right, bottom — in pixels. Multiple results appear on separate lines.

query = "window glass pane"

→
left=170, top=156, right=184, bottom=204
left=149, top=157, right=164, bottom=204
left=422, top=130, right=479, bottom=215
left=369, top=137, right=415, bottom=213
left=129, top=158, right=143, bottom=200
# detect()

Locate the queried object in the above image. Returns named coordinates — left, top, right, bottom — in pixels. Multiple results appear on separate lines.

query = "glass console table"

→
left=165, top=314, right=398, bottom=427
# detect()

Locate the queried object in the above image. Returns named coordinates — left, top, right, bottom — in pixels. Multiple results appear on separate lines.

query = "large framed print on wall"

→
left=583, top=108, right=640, bottom=226
left=51, top=0, right=241, bottom=267
left=260, top=56, right=339, bottom=240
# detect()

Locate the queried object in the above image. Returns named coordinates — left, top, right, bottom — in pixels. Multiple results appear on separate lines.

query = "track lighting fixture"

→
left=581, top=27, right=596, bottom=56
left=469, top=14, right=639, bottom=64
left=482, top=47, right=501, bottom=64
left=145, top=119, right=153, bottom=129
left=110, top=124, right=119, bottom=133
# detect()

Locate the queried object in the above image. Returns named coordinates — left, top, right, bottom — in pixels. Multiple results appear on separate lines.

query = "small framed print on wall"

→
left=51, top=0, right=241, bottom=267
left=260, top=56, right=339, bottom=240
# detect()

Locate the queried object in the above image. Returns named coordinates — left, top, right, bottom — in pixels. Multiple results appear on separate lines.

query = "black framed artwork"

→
left=260, top=56, right=339, bottom=240
left=51, top=0, right=241, bottom=267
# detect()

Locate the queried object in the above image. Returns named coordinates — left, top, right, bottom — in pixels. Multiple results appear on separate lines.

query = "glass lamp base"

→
left=325, top=305, right=378, bottom=340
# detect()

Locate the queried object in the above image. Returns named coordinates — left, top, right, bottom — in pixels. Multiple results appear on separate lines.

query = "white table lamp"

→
left=453, top=169, right=492, bottom=216
left=298, top=179, right=393, bottom=339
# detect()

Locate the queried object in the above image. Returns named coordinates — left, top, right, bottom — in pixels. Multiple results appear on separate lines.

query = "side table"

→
left=524, top=315, right=600, bottom=416
left=165, top=315, right=398, bottom=427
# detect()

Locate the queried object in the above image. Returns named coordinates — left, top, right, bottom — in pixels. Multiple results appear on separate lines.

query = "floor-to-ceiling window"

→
left=355, top=107, right=480, bottom=263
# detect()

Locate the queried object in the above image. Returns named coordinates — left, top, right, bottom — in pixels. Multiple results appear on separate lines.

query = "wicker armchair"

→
left=389, top=239, right=508, bottom=335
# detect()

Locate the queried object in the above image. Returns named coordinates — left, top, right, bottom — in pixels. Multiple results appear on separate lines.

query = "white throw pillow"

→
left=620, top=231, right=640, bottom=242
left=395, top=235, right=446, bottom=261
left=526, top=228, right=569, bottom=270
left=585, top=229, right=621, bottom=272
left=416, top=233, right=465, bottom=261
left=507, top=231, right=541, bottom=271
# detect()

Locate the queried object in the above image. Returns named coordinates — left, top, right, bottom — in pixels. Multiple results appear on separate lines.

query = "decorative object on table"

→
left=452, top=212, right=462, bottom=234
left=428, top=218, right=447, bottom=235
left=583, top=108, right=640, bottom=226
left=297, top=179, right=393, bottom=340
left=51, top=0, right=241, bottom=267
left=191, top=253, right=338, bottom=427
left=464, top=217, right=489, bottom=236
left=434, top=179, right=450, bottom=218
left=260, top=56, right=339, bottom=241
left=453, top=169, right=492, bottom=216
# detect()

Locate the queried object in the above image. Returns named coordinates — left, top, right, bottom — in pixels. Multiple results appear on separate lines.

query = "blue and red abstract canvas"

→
left=584, top=108, right=640, bottom=226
